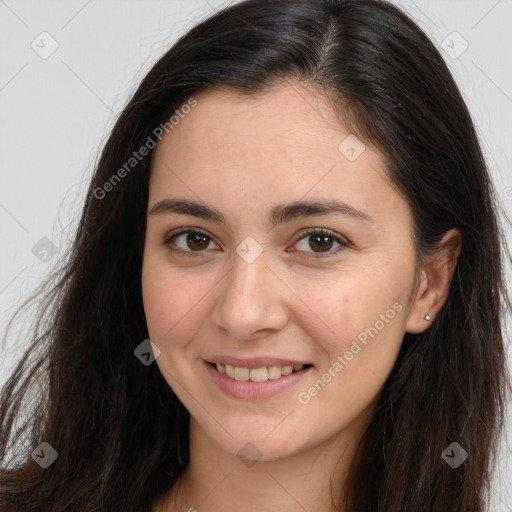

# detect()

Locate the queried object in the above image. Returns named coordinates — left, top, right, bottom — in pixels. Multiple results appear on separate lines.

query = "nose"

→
left=211, top=248, right=289, bottom=340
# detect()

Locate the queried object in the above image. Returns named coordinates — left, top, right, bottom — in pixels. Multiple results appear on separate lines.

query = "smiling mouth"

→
left=207, top=362, right=313, bottom=382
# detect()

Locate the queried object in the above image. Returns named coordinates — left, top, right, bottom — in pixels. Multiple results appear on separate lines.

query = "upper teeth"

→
left=215, top=363, right=304, bottom=382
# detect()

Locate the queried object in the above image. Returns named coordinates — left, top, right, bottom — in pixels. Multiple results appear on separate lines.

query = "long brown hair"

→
left=1, top=1, right=510, bottom=510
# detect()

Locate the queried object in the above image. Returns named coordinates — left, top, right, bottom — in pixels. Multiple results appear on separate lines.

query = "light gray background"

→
left=1, top=0, right=511, bottom=509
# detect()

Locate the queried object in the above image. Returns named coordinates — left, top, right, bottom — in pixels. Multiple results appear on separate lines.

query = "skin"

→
left=142, top=83, right=461, bottom=512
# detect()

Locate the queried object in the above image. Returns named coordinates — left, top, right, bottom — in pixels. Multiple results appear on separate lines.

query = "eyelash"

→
left=162, top=227, right=351, bottom=259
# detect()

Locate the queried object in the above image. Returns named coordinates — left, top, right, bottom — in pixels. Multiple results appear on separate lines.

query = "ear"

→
left=405, top=228, right=462, bottom=334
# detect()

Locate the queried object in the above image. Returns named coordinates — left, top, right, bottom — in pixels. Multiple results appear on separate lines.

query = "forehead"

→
left=148, top=84, right=410, bottom=229
left=153, top=84, right=355, bottom=167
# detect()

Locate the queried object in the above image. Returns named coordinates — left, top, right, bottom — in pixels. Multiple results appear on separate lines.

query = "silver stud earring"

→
left=425, top=315, right=431, bottom=321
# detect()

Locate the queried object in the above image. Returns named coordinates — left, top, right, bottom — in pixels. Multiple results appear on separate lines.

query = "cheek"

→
left=142, top=252, right=186, bottom=343
left=141, top=254, right=218, bottom=351
left=141, top=260, right=209, bottom=393
left=142, top=265, right=174, bottom=342
left=292, top=260, right=413, bottom=413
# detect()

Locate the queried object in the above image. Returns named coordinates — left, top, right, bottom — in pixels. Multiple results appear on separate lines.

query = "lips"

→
left=205, top=356, right=313, bottom=385
left=206, top=356, right=311, bottom=369
left=204, top=359, right=313, bottom=399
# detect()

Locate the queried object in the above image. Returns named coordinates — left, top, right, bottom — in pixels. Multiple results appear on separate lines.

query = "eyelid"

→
left=163, top=226, right=213, bottom=244
left=162, top=227, right=220, bottom=257
left=287, top=227, right=351, bottom=258
left=162, top=226, right=351, bottom=258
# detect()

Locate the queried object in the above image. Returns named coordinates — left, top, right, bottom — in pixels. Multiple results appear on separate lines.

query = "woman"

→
left=1, top=0, right=510, bottom=510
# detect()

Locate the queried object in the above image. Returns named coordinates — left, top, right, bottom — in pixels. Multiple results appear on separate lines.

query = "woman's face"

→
left=142, top=84, right=421, bottom=461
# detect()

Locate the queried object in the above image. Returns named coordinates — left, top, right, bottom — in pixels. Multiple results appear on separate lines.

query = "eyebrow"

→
left=149, top=198, right=374, bottom=226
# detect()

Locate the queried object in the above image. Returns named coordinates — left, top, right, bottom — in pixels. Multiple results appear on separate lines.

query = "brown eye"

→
left=184, top=232, right=210, bottom=251
left=307, top=233, right=334, bottom=252
left=164, top=229, right=219, bottom=256
left=291, top=228, right=349, bottom=257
